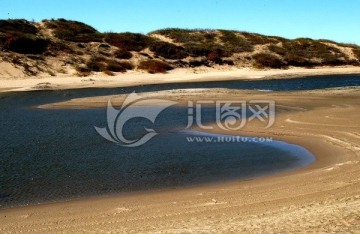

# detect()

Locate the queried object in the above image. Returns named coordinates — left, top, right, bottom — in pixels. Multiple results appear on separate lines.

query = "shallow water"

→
left=0, top=74, right=359, bottom=208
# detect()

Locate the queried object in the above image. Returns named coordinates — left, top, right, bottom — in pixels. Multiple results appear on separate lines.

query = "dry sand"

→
left=1, top=66, right=360, bottom=93
left=0, top=69, right=360, bottom=233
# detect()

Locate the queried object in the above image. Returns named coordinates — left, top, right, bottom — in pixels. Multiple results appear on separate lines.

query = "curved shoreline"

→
left=0, top=83, right=359, bottom=232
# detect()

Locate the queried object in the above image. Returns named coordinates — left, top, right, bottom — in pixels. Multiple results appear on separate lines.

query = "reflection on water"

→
left=0, top=75, right=359, bottom=208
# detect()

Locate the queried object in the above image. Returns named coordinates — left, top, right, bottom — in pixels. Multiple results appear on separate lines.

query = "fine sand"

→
left=1, top=66, right=360, bottom=93
left=0, top=69, right=360, bottom=233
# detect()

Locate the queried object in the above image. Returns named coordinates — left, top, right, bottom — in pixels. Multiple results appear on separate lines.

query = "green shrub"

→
left=86, top=58, right=107, bottom=72
left=353, top=48, right=360, bottom=60
left=106, top=60, right=133, bottom=72
left=189, top=59, right=211, bottom=67
left=282, top=39, right=344, bottom=60
left=0, top=19, right=38, bottom=34
left=241, top=32, right=278, bottom=45
left=219, top=30, right=254, bottom=53
left=43, top=19, right=103, bottom=42
left=268, top=44, right=287, bottom=56
left=84, top=56, right=134, bottom=72
left=283, top=54, right=317, bottom=67
left=114, top=49, right=133, bottom=59
left=183, top=43, right=212, bottom=57
left=150, top=28, right=213, bottom=44
left=149, top=41, right=188, bottom=59
left=183, top=42, right=232, bottom=58
left=105, top=33, right=153, bottom=51
left=3, top=32, right=49, bottom=54
left=138, top=60, right=173, bottom=73
left=253, top=53, right=286, bottom=69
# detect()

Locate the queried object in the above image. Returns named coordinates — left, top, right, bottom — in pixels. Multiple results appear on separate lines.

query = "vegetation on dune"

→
left=0, top=19, right=38, bottom=34
left=105, top=32, right=153, bottom=51
left=114, top=49, right=133, bottom=59
left=0, top=32, right=49, bottom=54
left=269, top=38, right=353, bottom=67
left=81, top=55, right=134, bottom=73
left=219, top=30, right=254, bottom=53
left=242, top=32, right=285, bottom=45
left=353, top=48, right=360, bottom=60
left=149, top=41, right=188, bottom=59
left=43, top=18, right=103, bottom=42
left=138, top=60, right=173, bottom=73
left=149, top=28, right=215, bottom=44
left=253, top=53, right=286, bottom=69
left=0, top=19, right=359, bottom=77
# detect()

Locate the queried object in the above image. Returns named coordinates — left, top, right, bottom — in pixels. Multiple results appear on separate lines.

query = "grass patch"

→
left=219, top=30, right=254, bottom=53
left=253, top=53, right=286, bottom=69
left=114, top=49, right=133, bottom=59
left=106, top=60, right=133, bottom=72
left=241, top=32, right=278, bottom=45
left=149, top=41, right=188, bottom=59
left=84, top=55, right=133, bottom=72
left=353, top=48, right=360, bottom=60
left=43, top=19, right=103, bottom=42
left=138, top=60, right=173, bottom=73
left=269, top=38, right=352, bottom=67
left=282, top=38, right=345, bottom=61
left=2, top=32, right=49, bottom=54
left=0, top=19, right=38, bottom=34
left=150, top=28, right=215, bottom=44
left=268, top=44, right=287, bottom=56
left=105, top=33, right=153, bottom=51
left=283, top=54, right=316, bottom=67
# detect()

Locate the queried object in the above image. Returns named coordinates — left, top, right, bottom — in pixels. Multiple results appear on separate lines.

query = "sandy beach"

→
left=0, top=68, right=359, bottom=233
left=1, top=66, right=360, bottom=93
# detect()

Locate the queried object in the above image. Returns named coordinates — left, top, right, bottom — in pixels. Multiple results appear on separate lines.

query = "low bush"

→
left=85, top=56, right=107, bottom=72
left=241, top=32, right=278, bottom=45
left=183, top=43, right=212, bottom=57
left=138, top=60, right=173, bottom=73
left=44, top=19, right=103, bottom=42
left=188, top=59, right=211, bottom=67
left=149, top=41, right=188, bottom=59
left=2, top=32, right=49, bottom=54
left=353, top=48, right=360, bottom=60
left=283, top=54, right=317, bottom=67
left=282, top=38, right=344, bottom=61
left=150, top=28, right=214, bottom=44
left=106, top=60, right=133, bottom=72
left=105, top=33, right=153, bottom=51
left=253, top=53, right=286, bottom=69
left=0, top=19, right=38, bottom=34
left=84, top=56, right=133, bottom=72
left=219, top=30, right=254, bottom=53
left=268, top=44, right=287, bottom=56
left=114, top=49, right=133, bottom=59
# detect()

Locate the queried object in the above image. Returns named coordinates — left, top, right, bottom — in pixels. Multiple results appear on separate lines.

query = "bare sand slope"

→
left=1, top=87, right=359, bottom=233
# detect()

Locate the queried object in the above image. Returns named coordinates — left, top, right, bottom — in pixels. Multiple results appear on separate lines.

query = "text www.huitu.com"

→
left=186, top=136, right=273, bottom=143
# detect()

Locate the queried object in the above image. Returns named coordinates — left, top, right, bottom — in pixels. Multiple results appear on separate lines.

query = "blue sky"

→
left=1, top=0, right=359, bottom=44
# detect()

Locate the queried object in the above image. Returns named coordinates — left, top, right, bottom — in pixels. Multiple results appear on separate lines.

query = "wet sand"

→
left=0, top=86, right=359, bottom=232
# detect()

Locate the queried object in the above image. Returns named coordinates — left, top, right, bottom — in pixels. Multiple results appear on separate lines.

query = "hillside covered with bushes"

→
left=0, top=18, right=359, bottom=77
